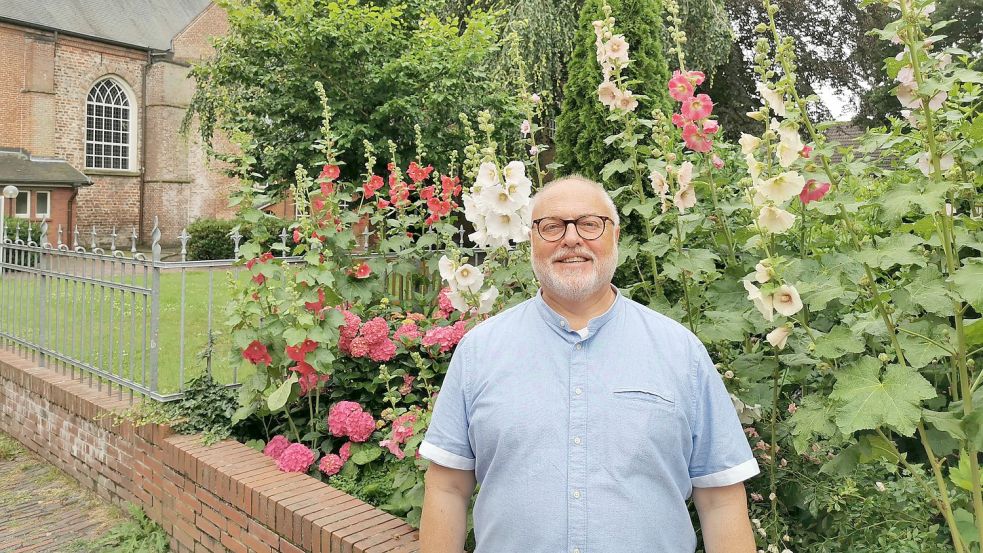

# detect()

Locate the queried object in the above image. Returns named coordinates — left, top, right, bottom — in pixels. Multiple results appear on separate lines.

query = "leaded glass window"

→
left=85, top=79, right=132, bottom=170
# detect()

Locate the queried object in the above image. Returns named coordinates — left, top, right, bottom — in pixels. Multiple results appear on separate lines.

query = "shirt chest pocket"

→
left=612, top=387, right=676, bottom=414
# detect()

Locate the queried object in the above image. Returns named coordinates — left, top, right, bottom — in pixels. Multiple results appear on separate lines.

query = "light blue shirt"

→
left=419, top=288, right=759, bottom=553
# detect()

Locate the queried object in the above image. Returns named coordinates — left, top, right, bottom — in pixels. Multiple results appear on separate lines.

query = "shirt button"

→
left=575, top=343, right=582, bottom=350
left=573, top=489, right=581, bottom=499
left=573, top=436, right=582, bottom=445
left=574, top=387, right=583, bottom=396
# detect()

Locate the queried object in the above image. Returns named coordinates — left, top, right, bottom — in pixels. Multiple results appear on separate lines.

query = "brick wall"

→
left=0, top=349, right=421, bottom=553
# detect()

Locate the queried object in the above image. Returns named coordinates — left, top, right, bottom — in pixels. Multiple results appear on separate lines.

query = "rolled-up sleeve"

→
left=420, top=336, right=476, bottom=470
left=688, top=340, right=759, bottom=488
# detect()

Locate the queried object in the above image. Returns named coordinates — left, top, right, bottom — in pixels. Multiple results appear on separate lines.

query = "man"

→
left=418, top=176, right=759, bottom=552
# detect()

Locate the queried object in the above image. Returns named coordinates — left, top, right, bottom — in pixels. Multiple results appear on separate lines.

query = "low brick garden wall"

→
left=0, top=348, right=420, bottom=552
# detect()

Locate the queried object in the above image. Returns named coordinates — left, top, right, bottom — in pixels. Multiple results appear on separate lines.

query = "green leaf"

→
left=853, top=233, right=926, bottom=270
left=924, top=409, right=965, bottom=440
left=895, top=265, right=953, bottom=316
left=856, top=432, right=900, bottom=464
left=966, top=319, right=983, bottom=350
left=962, top=410, right=983, bottom=451
left=283, top=327, right=308, bottom=346
left=879, top=182, right=946, bottom=222
left=244, top=439, right=265, bottom=452
left=950, top=258, right=983, bottom=311
left=950, top=453, right=983, bottom=492
left=831, top=357, right=936, bottom=436
left=813, top=325, right=865, bottom=359
left=350, top=442, right=383, bottom=465
left=266, top=373, right=298, bottom=412
left=698, top=310, right=748, bottom=343
left=897, top=319, right=952, bottom=368
left=789, top=395, right=840, bottom=453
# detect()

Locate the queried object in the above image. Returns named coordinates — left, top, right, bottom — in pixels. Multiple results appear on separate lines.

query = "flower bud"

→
left=755, top=23, right=768, bottom=33
left=724, top=370, right=735, bottom=379
left=878, top=353, right=890, bottom=363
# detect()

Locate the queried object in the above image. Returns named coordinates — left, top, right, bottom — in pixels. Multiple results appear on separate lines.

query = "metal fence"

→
left=0, top=218, right=454, bottom=402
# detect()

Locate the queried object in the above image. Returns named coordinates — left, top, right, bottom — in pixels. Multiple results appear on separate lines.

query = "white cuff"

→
left=419, top=441, right=476, bottom=470
left=691, top=458, right=760, bottom=488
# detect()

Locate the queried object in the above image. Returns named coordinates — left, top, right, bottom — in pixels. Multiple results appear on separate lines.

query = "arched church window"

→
left=85, top=78, right=133, bottom=170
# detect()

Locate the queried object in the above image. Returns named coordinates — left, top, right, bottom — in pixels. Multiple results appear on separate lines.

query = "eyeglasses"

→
left=532, top=215, right=613, bottom=242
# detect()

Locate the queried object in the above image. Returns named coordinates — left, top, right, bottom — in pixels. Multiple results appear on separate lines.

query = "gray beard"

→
left=532, top=248, right=618, bottom=303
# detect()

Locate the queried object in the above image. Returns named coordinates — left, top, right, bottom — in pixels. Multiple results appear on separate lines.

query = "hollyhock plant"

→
left=799, top=180, right=830, bottom=205
left=243, top=340, right=272, bottom=365
left=276, top=443, right=316, bottom=473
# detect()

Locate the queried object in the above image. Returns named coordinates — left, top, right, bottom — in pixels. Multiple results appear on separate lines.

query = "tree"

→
left=553, top=0, right=672, bottom=181
left=187, top=0, right=521, bottom=191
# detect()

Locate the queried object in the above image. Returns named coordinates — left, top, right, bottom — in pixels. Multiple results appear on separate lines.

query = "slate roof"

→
left=0, top=0, right=212, bottom=50
left=0, top=149, right=92, bottom=188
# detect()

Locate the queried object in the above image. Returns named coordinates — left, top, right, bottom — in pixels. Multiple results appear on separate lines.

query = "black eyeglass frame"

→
left=531, top=215, right=615, bottom=242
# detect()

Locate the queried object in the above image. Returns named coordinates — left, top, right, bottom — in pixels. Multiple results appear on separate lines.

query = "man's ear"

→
left=614, top=225, right=621, bottom=241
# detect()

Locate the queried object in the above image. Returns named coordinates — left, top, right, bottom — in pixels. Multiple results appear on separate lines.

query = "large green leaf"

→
left=924, top=409, right=966, bottom=440
left=852, top=233, right=926, bottom=270
left=813, top=325, right=865, bottom=359
left=898, top=265, right=953, bottom=316
left=789, top=395, right=840, bottom=453
left=897, top=319, right=952, bottom=368
left=879, top=181, right=946, bottom=222
left=951, top=258, right=983, bottom=311
left=698, top=310, right=748, bottom=343
left=831, top=357, right=936, bottom=436
left=266, top=373, right=298, bottom=412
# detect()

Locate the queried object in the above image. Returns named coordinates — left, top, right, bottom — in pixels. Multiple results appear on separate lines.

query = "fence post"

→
left=149, top=219, right=161, bottom=394
left=37, top=219, right=48, bottom=368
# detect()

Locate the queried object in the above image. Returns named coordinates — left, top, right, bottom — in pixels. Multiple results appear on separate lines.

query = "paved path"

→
left=0, top=432, right=122, bottom=552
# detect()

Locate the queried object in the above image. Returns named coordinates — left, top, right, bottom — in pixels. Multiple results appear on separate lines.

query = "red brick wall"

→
left=0, top=349, right=421, bottom=553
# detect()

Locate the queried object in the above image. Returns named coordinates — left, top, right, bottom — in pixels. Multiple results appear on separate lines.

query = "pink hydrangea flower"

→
left=359, top=317, right=390, bottom=344
left=276, top=443, right=315, bottom=472
left=328, top=401, right=364, bottom=437
left=263, top=435, right=290, bottom=459
left=399, top=374, right=416, bottom=396
left=436, top=288, right=455, bottom=319
left=368, top=337, right=397, bottom=362
left=422, top=320, right=470, bottom=353
left=393, top=322, right=421, bottom=344
left=348, top=336, right=371, bottom=357
left=346, top=410, right=376, bottom=442
left=337, top=309, right=361, bottom=353
left=339, top=441, right=352, bottom=462
left=318, top=453, right=345, bottom=476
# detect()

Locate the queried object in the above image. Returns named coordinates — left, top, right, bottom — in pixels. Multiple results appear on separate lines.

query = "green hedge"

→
left=186, top=217, right=289, bottom=261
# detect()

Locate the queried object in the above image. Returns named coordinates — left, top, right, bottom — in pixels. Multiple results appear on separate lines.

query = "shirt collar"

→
left=534, top=285, right=622, bottom=342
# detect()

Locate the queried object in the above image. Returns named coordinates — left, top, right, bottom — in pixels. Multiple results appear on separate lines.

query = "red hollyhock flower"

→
left=285, top=339, right=318, bottom=362
left=406, top=161, right=434, bottom=183
left=304, top=288, right=326, bottom=314
left=243, top=340, right=272, bottom=365
left=351, top=262, right=372, bottom=279
left=800, top=145, right=813, bottom=158
left=800, top=179, right=831, bottom=205
left=320, top=181, right=335, bottom=196
left=377, top=199, right=390, bottom=210
left=319, top=164, right=340, bottom=181
left=363, top=175, right=384, bottom=198
left=420, top=185, right=435, bottom=201
left=293, top=229, right=302, bottom=243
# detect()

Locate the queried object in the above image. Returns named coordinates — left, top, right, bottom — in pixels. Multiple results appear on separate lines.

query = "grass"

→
left=0, top=267, right=254, bottom=395
left=66, top=504, right=170, bottom=553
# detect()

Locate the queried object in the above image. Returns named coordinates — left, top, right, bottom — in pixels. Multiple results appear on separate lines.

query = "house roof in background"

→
left=0, top=149, right=92, bottom=188
left=0, top=0, right=212, bottom=50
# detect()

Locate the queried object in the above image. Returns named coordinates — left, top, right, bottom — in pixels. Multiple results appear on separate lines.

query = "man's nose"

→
left=560, top=221, right=583, bottom=246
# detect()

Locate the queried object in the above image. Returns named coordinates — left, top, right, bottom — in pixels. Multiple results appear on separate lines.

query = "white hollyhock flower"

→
left=517, top=202, right=533, bottom=227
left=928, top=91, right=947, bottom=111
left=744, top=280, right=775, bottom=322
left=740, top=133, right=761, bottom=155
left=477, top=286, right=499, bottom=314
left=756, top=82, right=787, bottom=116
left=598, top=81, right=619, bottom=107
left=746, top=154, right=764, bottom=182
left=613, top=88, right=639, bottom=112
left=773, top=284, right=803, bottom=316
left=502, top=160, right=527, bottom=184
left=476, top=162, right=499, bottom=188
left=767, top=326, right=792, bottom=349
left=485, top=211, right=525, bottom=242
left=758, top=205, right=796, bottom=234
left=776, top=128, right=804, bottom=168
left=505, top=176, right=533, bottom=201
left=916, top=152, right=955, bottom=177
left=755, top=261, right=772, bottom=283
left=650, top=170, right=669, bottom=197
left=446, top=290, right=470, bottom=312
left=674, top=185, right=697, bottom=213
left=438, top=255, right=456, bottom=282
left=677, top=161, right=694, bottom=189
left=604, top=35, right=630, bottom=63
left=896, top=83, right=921, bottom=109
left=757, top=171, right=805, bottom=204
left=454, top=264, right=484, bottom=293
left=480, top=183, right=524, bottom=215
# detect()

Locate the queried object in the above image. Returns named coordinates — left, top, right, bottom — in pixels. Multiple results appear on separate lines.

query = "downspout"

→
left=67, top=185, right=79, bottom=235
left=138, top=49, right=150, bottom=242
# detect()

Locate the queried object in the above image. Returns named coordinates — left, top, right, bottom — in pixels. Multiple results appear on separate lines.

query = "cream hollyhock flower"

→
left=744, top=280, right=775, bottom=322
left=767, top=326, right=792, bottom=349
left=758, top=205, right=796, bottom=234
left=677, top=161, right=694, bottom=189
left=674, top=185, right=697, bottom=213
left=896, top=83, right=920, bottom=109
left=506, top=176, right=533, bottom=201
left=438, top=255, right=456, bottom=283
left=917, top=152, right=955, bottom=177
left=756, top=82, right=787, bottom=116
left=480, top=183, right=524, bottom=215
left=740, top=133, right=761, bottom=155
left=477, top=286, right=499, bottom=315
left=476, top=162, right=499, bottom=188
left=755, top=261, right=772, bottom=283
left=745, top=154, right=765, bottom=183
left=776, top=128, right=804, bottom=168
left=446, top=290, right=470, bottom=312
left=613, top=89, right=639, bottom=112
left=454, top=264, right=484, bottom=293
left=598, top=81, right=619, bottom=107
left=604, top=35, right=630, bottom=63
left=773, top=284, right=803, bottom=316
left=928, top=91, right=947, bottom=111
left=485, top=211, right=525, bottom=243
left=650, top=170, right=669, bottom=197
left=502, top=160, right=526, bottom=184
left=757, top=171, right=805, bottom=203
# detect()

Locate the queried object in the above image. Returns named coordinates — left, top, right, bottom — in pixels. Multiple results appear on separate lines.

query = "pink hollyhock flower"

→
left=800, top=145, right=812, bottom=158
left=703, top=119, right=719, bottom=135
left=684, top=70, right=706, bottom=86
left=339, top=442, right=352, bottom=462
left=328, top=401, right=364, bottom=437
left=350, top=262, right=372, bottom=279
left=379, top=439, right=405, bottom=460
left=399, top=374, right=416, bottom=396
left=243, top=340, right=272, bottom=365
left=671, top=113, right=687, bottom=128
left=320, top=164, right=341, bottom=181
left=520, top=120, right=531, bottom=136
left=407, top=162, right=434, bottom=183
left=681, top=94, right=713, bottom=121
left=346, top=410, right=376, bottom=442
left=681, top=123, right=713, bottom=153
left=298, top=372, right=329, bottom=396
left=393, top=322, right=421, bottom=344
left=368, top=337, right=397, bottom=362
left=359, top=317, right=390, bottom=344
left=320, top=181, right=335, bottom=196
left=276, top=443, right=315, bottom=472
left=293, top=229, right=302, bottom=243
left=263, top=435, right=290, bottom=459
left=377, top=198, right=390, bottom=209
left=312, top=198, right=325, bottom=212
left=799, top=179, right=831, bottom=205
left=668, top=72, right=695, bottom=102
left=318, top=453, right=345, bottom=476
left=711, top=154, right=724, bottom=169
left=392, top=412, right=418, bottom=444
left=436, top=288, right=455, bottom=319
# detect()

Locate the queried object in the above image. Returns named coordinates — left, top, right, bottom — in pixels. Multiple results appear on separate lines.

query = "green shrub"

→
left=186, top=216, right=287, bottom=261
left=68, top=504, right=169, bottom=553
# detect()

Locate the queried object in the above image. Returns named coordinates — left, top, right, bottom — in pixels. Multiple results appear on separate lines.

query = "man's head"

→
left=529, top=176, right=620, bottom=303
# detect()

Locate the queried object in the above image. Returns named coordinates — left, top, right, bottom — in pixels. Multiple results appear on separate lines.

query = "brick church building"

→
left=0, top=0, right=237, bottom=244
